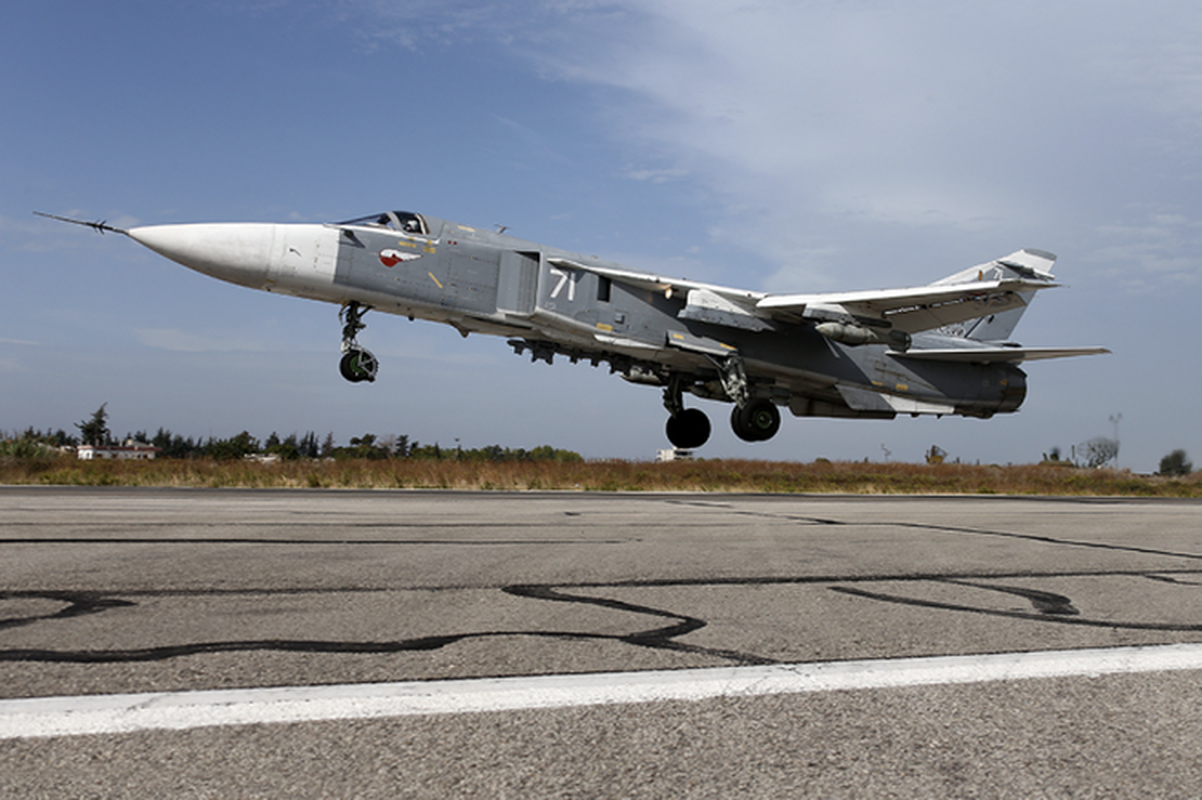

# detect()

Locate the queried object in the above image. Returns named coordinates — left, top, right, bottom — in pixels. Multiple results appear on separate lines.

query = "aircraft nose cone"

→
left=128, top=223, right=277, bottom=288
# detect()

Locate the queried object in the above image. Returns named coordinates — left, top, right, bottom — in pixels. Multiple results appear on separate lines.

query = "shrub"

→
left=1158, top=449, right=1193, bottom=477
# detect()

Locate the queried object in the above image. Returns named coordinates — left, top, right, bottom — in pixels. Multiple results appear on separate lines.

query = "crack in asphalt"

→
left=1, top=567, right=1199, bottom=665
left=2, top=502, right=1199, bottom=666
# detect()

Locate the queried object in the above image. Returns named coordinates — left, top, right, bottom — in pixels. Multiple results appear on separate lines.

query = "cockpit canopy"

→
left=337, top=211, right=427, bottom=236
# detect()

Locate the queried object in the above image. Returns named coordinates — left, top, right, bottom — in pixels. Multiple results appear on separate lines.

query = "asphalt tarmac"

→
left=2, top=487, right=1200, bottom=797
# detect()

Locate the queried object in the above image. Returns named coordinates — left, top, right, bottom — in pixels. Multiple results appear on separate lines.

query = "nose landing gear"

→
left=339, top=301, right=378, bottom=383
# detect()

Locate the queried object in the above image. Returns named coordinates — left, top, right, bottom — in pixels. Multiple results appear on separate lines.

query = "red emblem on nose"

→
left=381, top=248, right=421, bottom=268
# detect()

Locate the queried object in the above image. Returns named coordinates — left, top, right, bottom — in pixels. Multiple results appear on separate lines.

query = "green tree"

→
left=75, top=403, right=111, bottom=447
left=1158, top=449, right=1193, bottom=476
left=390, top=434, right=410, bottom=458
left=153, top=428, right=200, bottom=459
left=206, top=431, right=261, bottom=461
left=265, top=432, right=301, bottom=460
left=298, top=431, right=320, bottom=459
left=333, top=434, right=390, bottom=460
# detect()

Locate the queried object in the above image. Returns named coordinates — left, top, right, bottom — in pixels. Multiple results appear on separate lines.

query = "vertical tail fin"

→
left=931, top=249, right=1057, bottom=342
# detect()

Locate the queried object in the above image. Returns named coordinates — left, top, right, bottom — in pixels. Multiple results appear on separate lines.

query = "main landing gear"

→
left=662, top=355, right=783, bottom=448
left=664, top=376, right=712, bottom=449
left=730, top=399, right=781, bottom=442
left=339, top=301, right=378, bottom=383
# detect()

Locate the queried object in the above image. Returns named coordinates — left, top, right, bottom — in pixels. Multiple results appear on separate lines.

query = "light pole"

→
left=1109, top=413, right=1122, bottom=468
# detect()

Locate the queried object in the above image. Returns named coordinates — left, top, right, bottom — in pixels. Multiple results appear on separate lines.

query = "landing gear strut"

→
left=713, top=353, right=781, bottom=443
left=659, top=355, right=783, bottom=448
left=339, top=301, right=378, bottom=383
left=662, top=374, right=711, bottom=449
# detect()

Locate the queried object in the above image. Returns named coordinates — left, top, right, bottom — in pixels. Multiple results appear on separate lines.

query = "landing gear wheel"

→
left=666, top=408, right=711, bottom=449
left=339, top=347, right=378, bottom=383
left=338, top=301, right=377, bottom=383
left=731, top=399, right=781, bottom=442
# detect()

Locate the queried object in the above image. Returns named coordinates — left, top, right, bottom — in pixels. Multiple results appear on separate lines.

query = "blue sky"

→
left=3, top=1, right=1199, bottom=470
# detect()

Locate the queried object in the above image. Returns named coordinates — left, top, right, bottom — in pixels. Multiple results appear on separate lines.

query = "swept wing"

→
left=756, top=278, right=1057, bottom=334
left=554, top=251, right=1062, bottom=336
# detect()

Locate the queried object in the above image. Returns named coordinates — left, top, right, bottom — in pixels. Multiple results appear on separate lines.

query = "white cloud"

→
left=1089, top=209, right=1202, bottom=287
left=469, top=1, right=1202, bottom=288
left=624, top=165, right=689, bottom=183
left=134, top=328, right=265, bottom=353
left=326, top=0, right=1202, bottom=298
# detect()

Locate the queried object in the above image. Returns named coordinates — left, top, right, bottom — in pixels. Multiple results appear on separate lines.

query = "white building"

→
left=77, top=443, right=160, bottom=460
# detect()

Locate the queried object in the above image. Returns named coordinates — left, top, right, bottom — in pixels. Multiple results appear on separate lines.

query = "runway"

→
left=2, top=488, right=1201, bottom=797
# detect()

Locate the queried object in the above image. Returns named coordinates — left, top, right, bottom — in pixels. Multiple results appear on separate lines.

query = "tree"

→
left=298, top=431, right=320, bottom=459
left=206, top=431, right=260, bottom=461
left=75, top=403, right=111, bottom=447
left=1079, top=437, right=1119, bottom=469
left=265, top=432, right=301, bottom=460
left=153, top=428, right=200, bottom=459
left=334, top=433, right=390, bottom=459
left=1158, top=449, right=1193, bottom=477
left=394, top=434, right=410, bottom=458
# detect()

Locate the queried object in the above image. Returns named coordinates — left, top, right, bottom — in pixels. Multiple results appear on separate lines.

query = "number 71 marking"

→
left=548, top=265, right=580, bottom=301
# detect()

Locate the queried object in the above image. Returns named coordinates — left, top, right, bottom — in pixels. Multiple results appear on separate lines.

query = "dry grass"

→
left=2, top=456, right=1200, bottom=496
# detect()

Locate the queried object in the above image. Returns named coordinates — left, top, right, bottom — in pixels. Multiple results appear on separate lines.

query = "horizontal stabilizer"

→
left=893, top=346, right=1111, bottom=364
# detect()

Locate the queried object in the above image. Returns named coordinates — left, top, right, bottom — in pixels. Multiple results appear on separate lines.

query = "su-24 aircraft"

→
left=38, top=210, right=1109, bottom=449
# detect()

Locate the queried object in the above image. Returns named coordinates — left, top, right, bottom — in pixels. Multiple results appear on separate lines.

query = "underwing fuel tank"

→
left=815, top=321, right=912, bottom=350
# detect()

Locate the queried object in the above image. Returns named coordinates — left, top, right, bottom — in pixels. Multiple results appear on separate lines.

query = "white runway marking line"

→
left=4, top=643, right=1202, bottom=740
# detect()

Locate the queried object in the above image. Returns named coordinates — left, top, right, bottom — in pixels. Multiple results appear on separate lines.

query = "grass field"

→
left=2, top=456, right=1199, bottom=496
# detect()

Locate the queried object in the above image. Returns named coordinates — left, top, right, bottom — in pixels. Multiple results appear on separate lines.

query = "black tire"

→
left=665, top=408, right=711, bottom=449
left=731, top=399, right=781, bottom=442
left=339, top=349, right=378, bottom=383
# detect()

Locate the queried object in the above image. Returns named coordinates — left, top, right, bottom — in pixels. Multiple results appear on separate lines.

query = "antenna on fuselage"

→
left=34, top=211, right=129, bottom=236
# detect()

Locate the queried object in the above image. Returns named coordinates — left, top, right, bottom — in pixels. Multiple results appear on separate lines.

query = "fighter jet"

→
left=37, top=210, right=1108, bottom=448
